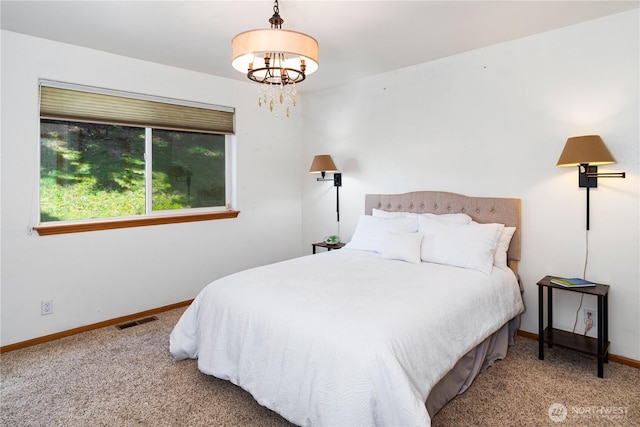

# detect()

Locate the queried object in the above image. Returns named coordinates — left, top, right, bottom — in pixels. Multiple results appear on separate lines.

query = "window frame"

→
left=34, top=81, right=239, bottom=236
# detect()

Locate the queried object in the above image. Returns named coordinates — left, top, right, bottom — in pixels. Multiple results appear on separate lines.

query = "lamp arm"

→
left=586, top=172, right=626, bottom=178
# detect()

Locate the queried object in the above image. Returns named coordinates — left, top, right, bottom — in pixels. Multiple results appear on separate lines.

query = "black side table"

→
left=537, top=275, right=610, bottom=377
left=312, top=242, right=345, bottom=254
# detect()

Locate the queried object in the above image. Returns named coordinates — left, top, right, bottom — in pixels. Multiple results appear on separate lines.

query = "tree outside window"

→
left=40, top=120, right=227, bottom=223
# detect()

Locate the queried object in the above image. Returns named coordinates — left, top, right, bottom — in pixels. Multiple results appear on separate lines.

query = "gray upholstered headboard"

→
left=365, top=191, right=521, bottom=269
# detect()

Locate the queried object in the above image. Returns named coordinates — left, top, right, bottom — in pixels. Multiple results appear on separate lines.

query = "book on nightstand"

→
left=550, top=277, right=596, bottom=288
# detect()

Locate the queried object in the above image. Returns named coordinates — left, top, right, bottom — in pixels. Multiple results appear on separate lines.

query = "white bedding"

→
left=170, top=249, right=524, bottom=426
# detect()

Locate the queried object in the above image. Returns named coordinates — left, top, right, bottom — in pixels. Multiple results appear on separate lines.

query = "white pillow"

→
left=382, top=232, right=424, bottom=264
left=418, top=215, right=504, bottom=274
left=420, top=212, right=472, bottom=224
left=494, top=226, right=516, bottom=270
left=372, top=209, right=472, bottom=225
left=371, top=208, right=409, bottom=219
left=345, top=215, right=419, bottom=253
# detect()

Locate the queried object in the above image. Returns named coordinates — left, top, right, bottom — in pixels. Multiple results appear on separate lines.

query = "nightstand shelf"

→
left=540, top=327, right=608, bottom=358
left=537, top=275, right=610, bottom=378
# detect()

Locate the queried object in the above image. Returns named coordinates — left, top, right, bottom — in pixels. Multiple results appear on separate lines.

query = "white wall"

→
left=1, top=31, right=304, bottom=346
left=302, top=11, right=639, bottom=360
left=3, top=11, right=638, bottom=361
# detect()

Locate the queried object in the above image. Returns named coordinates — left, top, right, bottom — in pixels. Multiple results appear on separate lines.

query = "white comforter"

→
left=170, top=249, right=524, bottom=426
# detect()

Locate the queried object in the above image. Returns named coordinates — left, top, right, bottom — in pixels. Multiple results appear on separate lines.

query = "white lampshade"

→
left=232, top=29, right=319, bottom=78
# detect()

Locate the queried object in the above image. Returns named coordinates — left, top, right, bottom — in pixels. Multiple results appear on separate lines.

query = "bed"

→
left=170, top=191, right=524, bottom=426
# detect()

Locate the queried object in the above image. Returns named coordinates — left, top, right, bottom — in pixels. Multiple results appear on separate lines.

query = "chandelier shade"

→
left=232, top=29, right=319, bottom=84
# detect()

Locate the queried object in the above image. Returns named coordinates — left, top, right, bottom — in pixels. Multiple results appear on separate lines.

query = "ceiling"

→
left=1, top=1, right=638, bottom=93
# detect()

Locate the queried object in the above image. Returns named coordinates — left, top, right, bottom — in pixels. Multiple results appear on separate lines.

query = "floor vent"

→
left=116, top=316, right=158, bottom=330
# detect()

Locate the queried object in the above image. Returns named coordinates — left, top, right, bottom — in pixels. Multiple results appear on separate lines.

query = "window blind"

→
left=40, top=82, right=234, bottom=135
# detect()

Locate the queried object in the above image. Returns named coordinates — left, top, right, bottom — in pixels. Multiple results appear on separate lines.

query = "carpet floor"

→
left=1, top=307, right=638, bottom=426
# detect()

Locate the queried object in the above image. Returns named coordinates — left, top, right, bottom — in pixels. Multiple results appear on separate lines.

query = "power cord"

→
left=572, top=293, right=584, bottom=334
left=585, top=312, right=594, bottom=336
left=583, top=229, right=589, bottom=279
left=571, top=230, right=589, bottom=334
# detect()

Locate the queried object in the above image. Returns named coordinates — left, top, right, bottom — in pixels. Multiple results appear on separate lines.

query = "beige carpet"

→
left=2, top=307, right=638, bottom=426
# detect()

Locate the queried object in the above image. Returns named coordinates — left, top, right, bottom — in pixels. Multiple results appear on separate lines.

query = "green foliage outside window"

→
left=40, top=120, right=226, bottom=223
left=152, top=129, right=226, bottom=211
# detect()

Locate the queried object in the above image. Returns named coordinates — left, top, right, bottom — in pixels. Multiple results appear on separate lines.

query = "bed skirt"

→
left=426, top=317, right=515, bottom=416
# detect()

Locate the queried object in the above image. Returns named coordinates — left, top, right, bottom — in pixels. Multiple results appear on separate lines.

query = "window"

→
left=151, top=129, right=227, bottom=212
left=40, top=120, right=145, bottom=222
left=35, top=81, right=237, bottom=235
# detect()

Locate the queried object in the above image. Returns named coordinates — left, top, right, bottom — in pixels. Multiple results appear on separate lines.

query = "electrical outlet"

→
left=583, top=308, right=597, bottom=327
left=41, top=300, right=53, bottom=315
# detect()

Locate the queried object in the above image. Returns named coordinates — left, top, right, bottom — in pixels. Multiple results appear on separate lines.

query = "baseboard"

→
left=516, top=329, right=640, bottom=369
left=516, top=329, right=538, bottom=340
left=3, top=315, right=637, bottom=371
left=0, top=300, right=193, bottom=353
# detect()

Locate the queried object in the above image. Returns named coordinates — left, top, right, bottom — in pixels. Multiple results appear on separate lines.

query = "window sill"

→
left=33, top=210, right=240, bottom=236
